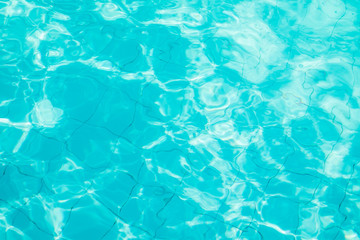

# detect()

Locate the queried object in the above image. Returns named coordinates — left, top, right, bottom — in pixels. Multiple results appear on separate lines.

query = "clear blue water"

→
left=0, top=0, right=360, bottom=239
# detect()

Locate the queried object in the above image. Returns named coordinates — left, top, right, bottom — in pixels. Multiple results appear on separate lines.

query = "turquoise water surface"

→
left=1, top=0, right=360, bottom=239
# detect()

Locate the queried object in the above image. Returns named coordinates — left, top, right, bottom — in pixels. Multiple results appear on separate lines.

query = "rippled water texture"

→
left=1, top=0, right=360, bottom=239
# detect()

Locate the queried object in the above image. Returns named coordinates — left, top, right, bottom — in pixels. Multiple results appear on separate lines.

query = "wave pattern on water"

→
left=0, top=0, right=360, bottom=239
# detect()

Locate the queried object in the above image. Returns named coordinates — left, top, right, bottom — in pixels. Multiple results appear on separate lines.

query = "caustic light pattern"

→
left=0, top=0, right=360, bottom=239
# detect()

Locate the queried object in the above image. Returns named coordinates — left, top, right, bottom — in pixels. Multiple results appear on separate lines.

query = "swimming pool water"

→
left=0, top=0, right=360, bottom=239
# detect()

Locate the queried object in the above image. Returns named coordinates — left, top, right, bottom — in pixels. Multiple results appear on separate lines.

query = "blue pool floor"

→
left=0, top=0, right=360, bottom=239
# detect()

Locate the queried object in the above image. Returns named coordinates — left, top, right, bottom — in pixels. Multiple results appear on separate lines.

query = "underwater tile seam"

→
left=0, top=0, right=360, bottom=239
